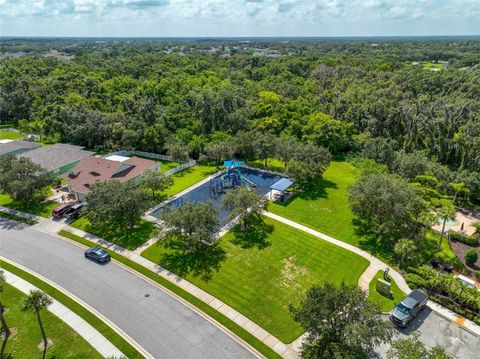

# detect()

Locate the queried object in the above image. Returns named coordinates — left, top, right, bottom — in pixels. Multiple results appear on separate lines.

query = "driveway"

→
left=375, top=306, right=480, bottom=358
left=0, top=219, right=256, bottom=359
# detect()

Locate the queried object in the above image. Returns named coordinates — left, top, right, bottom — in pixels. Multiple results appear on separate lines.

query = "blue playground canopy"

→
left=223, top=159, right=245, bottom=168
left=270, top=178, right=294, bottom=192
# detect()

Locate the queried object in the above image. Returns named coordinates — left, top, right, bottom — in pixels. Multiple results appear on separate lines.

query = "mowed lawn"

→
left=0, top=130, right=24, bottom=140
left=0, top=193, right=58, bottom=218
left=70, top=217, right=159, bottom=250
left=159, top=159, right=180, bottom=173
left=368, top=271, right=406, bottom=312
left=163, top=164, right=217, bottom=197
left=1, top=284, right=101, bottom=358
left=269, top=161, right=362, bottom=247
left=141, top=216, right=369, bottom=343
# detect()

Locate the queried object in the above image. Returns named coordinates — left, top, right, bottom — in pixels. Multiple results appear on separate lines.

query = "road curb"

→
left=0, top=256, right=153, bottom=359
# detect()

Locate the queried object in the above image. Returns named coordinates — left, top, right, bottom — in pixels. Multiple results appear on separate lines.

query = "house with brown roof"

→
left=66, top=155, right=159, bottom=201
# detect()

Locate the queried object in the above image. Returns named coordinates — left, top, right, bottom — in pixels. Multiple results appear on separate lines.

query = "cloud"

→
left=0, top=0, right=479, bottom=36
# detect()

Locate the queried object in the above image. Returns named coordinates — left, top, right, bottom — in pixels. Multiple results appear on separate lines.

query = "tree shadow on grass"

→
left=158, top=238, right=226, bottom=282
left=353, top=218, right=396, bottom=263
left=230, top=215, right=274, bottom=249
left=274, top=178, right=338, bottom=207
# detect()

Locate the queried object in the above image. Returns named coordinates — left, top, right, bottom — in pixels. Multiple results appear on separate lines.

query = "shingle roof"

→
left=17, top=144, right=94, bottom=171
left=0, top=140, right=41, bottom=156
left=67, top=156, right=158, bottom=194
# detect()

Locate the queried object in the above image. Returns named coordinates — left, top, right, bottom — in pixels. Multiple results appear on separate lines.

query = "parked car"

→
left=389, top=289, right=429, bottom=328
left=64, top=203, right=84, bottom=219
left=84, top=247, right=111, bottom=264
left=52, top=203, right=72, bottom=219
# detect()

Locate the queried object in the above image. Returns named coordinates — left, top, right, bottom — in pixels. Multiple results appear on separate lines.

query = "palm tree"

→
left=448, top=182, right=469, bottom=205
left=394, top=239, right=417, bottom=269
left=0, top=270, right=11, bottom=359
left=437, top=202, right=456, bottom=252
left=23, top=290, right=53, bottom=359
left=418, top=210, right=438, bottom=247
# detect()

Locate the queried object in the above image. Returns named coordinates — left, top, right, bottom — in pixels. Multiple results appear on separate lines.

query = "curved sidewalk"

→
left=2, top=266, right=124, bottom=358
left=263, top=211, right=411, bottom=293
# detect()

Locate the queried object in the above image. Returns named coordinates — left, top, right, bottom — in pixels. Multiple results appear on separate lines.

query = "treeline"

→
left=0, top=39, right=478, bottom=202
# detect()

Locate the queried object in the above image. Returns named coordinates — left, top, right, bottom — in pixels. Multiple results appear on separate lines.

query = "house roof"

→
left=17, top=144, right=94, bottom=172
left=0, top=140, right=41, bottom=156
left=67, top=156, right=158, bottom=194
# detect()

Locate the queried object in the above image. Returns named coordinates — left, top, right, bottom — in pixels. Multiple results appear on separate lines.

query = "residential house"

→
left=0, top=139, right=41, bottom=157
left=17, top=143, right=94, bottom=177
left=66, top=155, right=159, bottom=201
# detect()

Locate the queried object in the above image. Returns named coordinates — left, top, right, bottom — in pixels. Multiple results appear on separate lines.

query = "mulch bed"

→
left=449, top=239, right=480, bottom=269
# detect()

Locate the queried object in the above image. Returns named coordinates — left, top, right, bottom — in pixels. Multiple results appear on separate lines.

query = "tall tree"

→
left=0, top=270, right=10, bottom=358
left=141, top=169, right=173, bottom=200
left=290, top=283, right=394, bottom=358
left=166, top=139, right=190, bottom=163
left=255, top=132, right=278, bottom=167
left=436, top=201, right=456, bottom=251
left=0, top=156, right=52, bottom=202
left=221, top=187, right=267, bottom=228
left=203, top=140, right=235, bottom=167
left=285, top=143, right=331, bottom=185
left=394, top=239, right=417, bottom=269
left=23, top=290, right=53, bottom=359
left=161, top=202, right=218, bottom=250
left=349, top=173, right=424, bottom=239
left=84, top=181, right=152, bottom=229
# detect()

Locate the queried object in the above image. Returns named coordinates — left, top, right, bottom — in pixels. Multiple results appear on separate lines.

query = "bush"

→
left=465, top=249, right=478, bottom=266
left=449, top=231, right=479, bottom=247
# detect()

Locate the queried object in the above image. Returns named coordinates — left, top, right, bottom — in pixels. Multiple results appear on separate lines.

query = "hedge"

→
left=450, top=230, right=479, bottom=247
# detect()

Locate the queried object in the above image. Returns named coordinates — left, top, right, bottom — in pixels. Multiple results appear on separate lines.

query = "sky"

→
left=0, top=0, right=479, bottom=37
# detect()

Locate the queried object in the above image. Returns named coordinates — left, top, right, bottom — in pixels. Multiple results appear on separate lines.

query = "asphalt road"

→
left=0, top=219, right=256, bottom=359
left=375, top=300, right=480, bottom=358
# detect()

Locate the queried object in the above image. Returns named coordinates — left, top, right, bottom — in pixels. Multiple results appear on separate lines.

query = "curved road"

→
left=0, top=219, right=256, bottom=359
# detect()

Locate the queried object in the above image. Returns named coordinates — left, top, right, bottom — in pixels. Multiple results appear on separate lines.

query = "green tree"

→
left=290, top=283, right=393, bottom=358
left=0, top=270, right=10, bottom=358
left=84, top=181, right=152, bottom=229
left=203, top=140, right=235, bottom=167
left=221, top=187, right=266, bottom=228
left=255, top=132, right=278, bottom=167
left=464, top=249, right=478, bottom=267
left=0, top=156, right=52, bottom=201
left=436, top=202, right=456, bottom=251
left=302, top=112, right=354, bottom=153
left=23, top=290, right=53, bottom=359
left=166, top=139, right=190, bottom=163
left=160, top=202, right=218, bottom=250
left=448, top=182, right=470, bottom=205
left=394, top=239, right=417, bottom=269
left=140, top=169, right=173, bottom=200
left=285, top=144, right=331, bottom=185
left=349, top=173, right=424, bottom=239
left=387, top=332, right=452, bottom=359
left=275, top=138, right=298, bottom=168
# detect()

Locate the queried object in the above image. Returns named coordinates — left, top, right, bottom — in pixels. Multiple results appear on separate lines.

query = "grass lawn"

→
left=0, top=130, right=24, bottom=140
left=0, top=193, right=57, bottom=218
left=163, top=164, right=217, bottom=197
left=0, top=211, right=38, bottom=225
left=1, top=283, right=102, bottom=358
left=69, top=217, right=159, bottom=250
left=368, top=271, right=406, bottom=312
left=249, top=158, right=285, bottom=173
left=159, top=159, right=180, bottom=173
left=268, top=161, right=458, bottom=265
left=141, top=216, right=369, bottom=343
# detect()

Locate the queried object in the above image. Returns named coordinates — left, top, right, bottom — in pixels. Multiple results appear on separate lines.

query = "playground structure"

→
left=209, top=159, right=256, bottom=196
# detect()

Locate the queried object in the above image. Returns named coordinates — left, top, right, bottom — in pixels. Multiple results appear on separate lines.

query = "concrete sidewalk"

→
left=3, top=269, right=124, bottom=358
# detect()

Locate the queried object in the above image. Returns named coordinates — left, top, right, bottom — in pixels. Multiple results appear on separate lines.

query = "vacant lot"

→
left=141, top=216, right=369, bottom=343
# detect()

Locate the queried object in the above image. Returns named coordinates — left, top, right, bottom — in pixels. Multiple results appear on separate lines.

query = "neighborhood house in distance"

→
left=0, top=139, right=41, bottom=157
left=17, top=143, right=94, bottom=177
left=66, top=155, right=159, bottom=201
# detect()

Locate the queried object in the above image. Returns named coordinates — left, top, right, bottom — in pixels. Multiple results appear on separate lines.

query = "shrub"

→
left=449, top=231, right=479, bottom=247
left=464, top=249, right=478, bottom=267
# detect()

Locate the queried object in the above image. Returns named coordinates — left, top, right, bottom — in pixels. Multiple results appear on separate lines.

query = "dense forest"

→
left=1, top=37, right=479, bottom=203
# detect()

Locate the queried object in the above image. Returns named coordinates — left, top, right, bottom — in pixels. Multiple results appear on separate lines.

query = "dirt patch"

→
left=450, top=240, right=480, bottom=268
left=37, top=338, right=53, bottom=351
left=281, top=256, right=308, bottom=291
